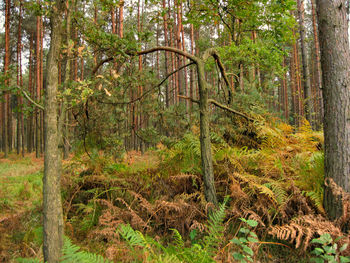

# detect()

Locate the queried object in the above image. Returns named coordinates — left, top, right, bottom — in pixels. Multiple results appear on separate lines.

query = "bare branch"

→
left=96, top=62, right=195, bottom=106
left=203, top=48, right=233, bottom=103
left=178, top=95, right=199, bottom=104
left=17, top=85, right=44, bottom=110
left=136, top=46, right=199, bottom=63
left=92, top=57, right=114, bottom=75
left=208, top=99, right=255, bottom=122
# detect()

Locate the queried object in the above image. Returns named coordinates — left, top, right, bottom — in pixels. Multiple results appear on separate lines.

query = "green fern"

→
left=16, top=237, right=111, bottom=263
left=117, top=198, right=229, bottom=263
left=61, top=236, right=112, bottom=263
left=118, top=224, right=147, bottom=248
left=204, top=197, right=228, bottom=251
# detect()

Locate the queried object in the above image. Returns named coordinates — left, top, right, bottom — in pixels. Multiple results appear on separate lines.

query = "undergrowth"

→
left=3, top=120, right=350, bottom=262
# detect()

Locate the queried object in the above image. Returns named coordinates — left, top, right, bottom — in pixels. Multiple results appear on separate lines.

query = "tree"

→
left=43, top=0, right=64, bottom=260
left=316, top=0, right=350, bottom=227
left=296, top=0, right=313, bottom=125
left=3, top=0, right=10, bottom=158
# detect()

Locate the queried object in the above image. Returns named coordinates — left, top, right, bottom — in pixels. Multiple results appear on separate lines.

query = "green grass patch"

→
left=0, top=161, right=43, bottom=213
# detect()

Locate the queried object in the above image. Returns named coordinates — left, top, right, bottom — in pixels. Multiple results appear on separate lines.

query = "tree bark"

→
left=297, top=0, right=313, bottom=125
left=17, top=1, right=23, bottom=155
left=43, top=0, right=64, bottom=260
left=35, top=5, right=41, bottom=158
left=316, top=0, right=350, bottom=226
left=3, top=0, right=10, bottom=158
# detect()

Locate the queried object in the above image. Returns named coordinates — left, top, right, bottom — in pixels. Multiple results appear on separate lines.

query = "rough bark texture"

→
left=43, top=0, right=64, bottom=261
left=197, top=61, right=218, bottom=206
left=316, top=0, right=350, bottom=222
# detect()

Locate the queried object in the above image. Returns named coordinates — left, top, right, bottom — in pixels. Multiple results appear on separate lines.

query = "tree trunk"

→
left=17, top=1, right=23, bottom=155
left=27, top=35, right=34, bottom=153
left=119, top=0, right=124, bottom=38
left=311, top=0, right=323, bottom=129
left=63, top=0, right=72, bottom=160
left=3, top=0, right=11, bottom=158
left=316, top=0, right=350, bottom=227
left=36, top=6, right=41, bottom=158
left=297, top=0, right=313, bottom=126
left=43, top=0, right=64, bottom=260
left=197, top=60, right=218, bottom=206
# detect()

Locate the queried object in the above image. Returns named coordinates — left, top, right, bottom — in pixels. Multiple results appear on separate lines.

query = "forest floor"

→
left=0, top=122, right=349, bottom=262
left=0, top=153, right=44, bottom=261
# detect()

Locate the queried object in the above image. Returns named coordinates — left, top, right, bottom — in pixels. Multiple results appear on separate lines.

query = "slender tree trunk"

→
left=297, top=0, right=313, bottom=126
left=27, top=35, right=34, bottom=153
left=311, top=0, right=323, bottom=129
left=43, top=0, right=64, bottom=260
left=3, top=0, right=10, bottom=158
left=17, top=1, right=23, bottom=155
left=35, top=5, right=41, bottom=158
left=63, top=0, right=72, bottom=160
left=162, top=0, right=170, bottom=108
left=40, top=17, right=44, bottom=154
left=119, top=0, right=124, bottom=38
left=316, top=0, right=350, bottom=228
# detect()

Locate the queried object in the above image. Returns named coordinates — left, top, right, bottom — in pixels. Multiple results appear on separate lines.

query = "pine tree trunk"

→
left=17, top=1, right=23, bottom=155
left=316, top=0, right=350, bottom=227
left=35, top=7, right=41, bottom=158
left=27, top=35, right=34, bottom=153
left=162, top=0, right=170, bottom=108
left=311, top=0, right=323, bottom=129
left=3, top=0, right=10, bottom=158
left=297, top=0, right=313, bottom=126
left=119, top=0, right=124, bottom=38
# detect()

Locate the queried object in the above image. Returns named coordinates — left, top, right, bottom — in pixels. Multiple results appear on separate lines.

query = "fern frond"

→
left=61, top=236, right=112, bottom=263
left=171, top=228, right=184, bottom=248
left=117, top=224, right=146, bottom=248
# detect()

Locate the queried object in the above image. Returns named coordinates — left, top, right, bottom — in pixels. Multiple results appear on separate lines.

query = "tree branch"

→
left=135, top=46, right=199, bottom=63
left=178, top=95, right=199, bottom=104
left=92, top=57, right=114, bottom=75
left=17, top=86, right=44, bottom=110
left=96, top=62, right=195, bottom=105
left=203, top=48, right=233, bottom=103
left=208, top=99, right=255, bottom=122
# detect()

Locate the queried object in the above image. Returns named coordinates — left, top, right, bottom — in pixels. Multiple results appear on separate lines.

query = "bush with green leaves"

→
left=230, top=218, right=259, bottom=263
left=311, top=233, right=350, bottom=263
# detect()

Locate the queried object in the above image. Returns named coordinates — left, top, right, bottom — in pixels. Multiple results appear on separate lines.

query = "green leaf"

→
left=233, top=252, right=245, bottom=260
left=243, top=246, right=254, bottom=256
left=246, top=220, right=258, bottom=227
left=247, top=237, right=259, bottom=243
left=310, top=258, right=324, bottom=263
left=239, top=237, right=248, bottom=243
left=340, top=256, right=350, bottom=263
left=340, top=243, right=348, bottom=252
left=313, top=247, right=324, bottom=256
left=231, top=238, right=242, bottom=245
left=239, top=227, right=250, bottom=234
